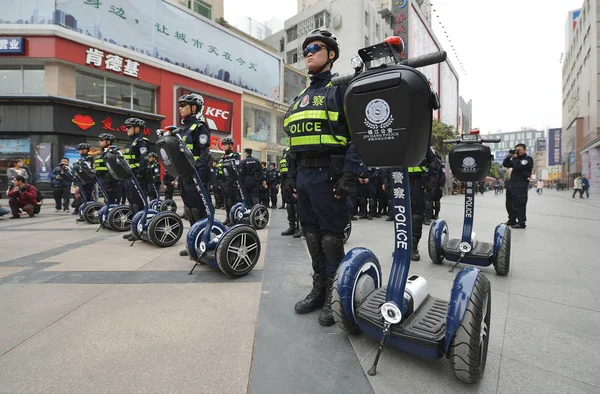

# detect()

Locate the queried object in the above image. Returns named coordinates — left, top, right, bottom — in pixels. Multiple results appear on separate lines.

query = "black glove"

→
left=286, top=177, right=296, bottom=195
left=333, top=172, right=358, bottom=198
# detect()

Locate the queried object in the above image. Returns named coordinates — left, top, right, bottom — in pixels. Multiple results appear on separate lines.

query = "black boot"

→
left=294, top=273, right=327, bottom=314
left=358, top=197, right=368, bottom=219
left=293, top=224, right=302, bottom=238
left=281, top=223, right=296, bottom=236
left=411, top=242, right=421, bottom=261
left=122, top=232, right=133, bottom=239
left=179, top=249, right=189, bottom=257
left=319, top=278, right=335, bottom=326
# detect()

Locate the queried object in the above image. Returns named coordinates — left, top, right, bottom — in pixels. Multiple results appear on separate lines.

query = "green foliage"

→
left=431, top=119, right=456, bottom=156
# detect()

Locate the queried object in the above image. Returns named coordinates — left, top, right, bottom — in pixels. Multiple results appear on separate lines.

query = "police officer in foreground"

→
left=503, top=143, right=533, bottom=229
left=121, top=118, right=149, bottom=242
left=146, top=152, right=161, bottom=200
left=284, top=28, right=361, bottom=326
left=177, top=93, right=212, bottom=256
left=402, top=147, right=441, bottom=261
left=280, top=147, right=302, bottom=238
left=95, top=133, right=118, bottom=203
left=216, top=137, right=241, bottom=226
left=239, top=148, right=261, bottom=207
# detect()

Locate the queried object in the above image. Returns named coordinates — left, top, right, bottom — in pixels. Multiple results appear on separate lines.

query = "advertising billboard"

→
left=536, top=137, right=547, bottom=151
left=547, top=128, right=562, bottom=166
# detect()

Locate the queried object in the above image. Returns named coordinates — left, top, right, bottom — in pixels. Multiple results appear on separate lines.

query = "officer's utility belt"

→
left=296, top=152, right=343, bottom=169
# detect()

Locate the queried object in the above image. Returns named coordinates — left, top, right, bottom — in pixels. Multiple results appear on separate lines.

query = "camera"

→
left=509, top=150, right=516, bottom=154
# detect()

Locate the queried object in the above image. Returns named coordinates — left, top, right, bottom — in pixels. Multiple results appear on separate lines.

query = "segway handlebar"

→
left=481, top=138, right=501, bottom=143
left=331, top=51, right=447, bottom=86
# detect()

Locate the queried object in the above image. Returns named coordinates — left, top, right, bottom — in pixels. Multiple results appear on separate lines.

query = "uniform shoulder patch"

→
left=199, top=134, right=209, bottom=145
left=140, top=147, right=148, bottom=155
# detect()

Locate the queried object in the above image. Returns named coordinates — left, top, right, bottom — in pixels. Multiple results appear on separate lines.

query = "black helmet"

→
left=222, top=137, right=234, bottom=145
left=98, top=133, right=115, bottom=142
left=302, top=28, right=340, bottom=62
left=178, top=93, right=204, bottom=114
left=148, top=152, right=158, bottom=158
left=124, top=118, right=146, bottom=128
left=77, top=143, right=91, bottom=150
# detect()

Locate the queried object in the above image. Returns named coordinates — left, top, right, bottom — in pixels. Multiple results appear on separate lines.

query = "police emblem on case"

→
left=362, top=99, right=396, bottom=142
left=461, top=156, right=477, bottom=173
left=300, top=95, right=310, bottom=108
left=365, top=99, right=391, bottom=124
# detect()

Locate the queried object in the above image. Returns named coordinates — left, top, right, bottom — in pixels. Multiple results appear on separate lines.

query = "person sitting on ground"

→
left=7, top=176, right=38, bottom=219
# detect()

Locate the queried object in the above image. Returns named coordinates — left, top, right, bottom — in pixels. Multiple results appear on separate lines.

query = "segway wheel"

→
left=216, top=226, right=261, bottom=277
left=82, top=202, right=104, bottom=224
left=492, top=226, right=511, bottom=276
left=249, top=204, right=269, bottom=229
left=343, top=221, right=352, bottom=244
left=229, top=202, right=245, bottom=224
left=428, top=220, right=447, bottom=264
left=107, top=206, right=133, bottom=232
left=148, top=212, right=184, bottom=247
left=187, top=219, right=227, bottom=261
left=448, top=273, right=491, bottom=384
left=149, top=199, right=160, bottom=210
left=131, top=209, right=160, bottom=239
left=332, top=248, right=382, bottom=334
left=159, top=199, right=178, bottom=213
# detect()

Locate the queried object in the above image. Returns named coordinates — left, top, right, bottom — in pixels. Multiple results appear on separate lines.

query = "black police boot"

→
left=127, top=234, right=137, bottom=242
left=122, top=232, right=133, bottom=239
left=293, top=225, right=303, bottom=238
left=179, top=249, right=189, bottom=257
left=281, top=223, right=296, bottom=236
left=423, top=218, right=432, bottom=226
left=294, top=273, right=327, bottom=314
left=411, top=242, right=421, bottom=261
left=76, top=217, right=85, bottom=222
left=319, top=278, right=335, bottom=326
left=279, top=204, right=286, bottom=209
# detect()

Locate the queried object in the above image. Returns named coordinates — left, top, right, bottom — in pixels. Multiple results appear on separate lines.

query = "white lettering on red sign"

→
left=85, top=47, right=140, bottom=78
left=205, top=106, right=230, bottom=120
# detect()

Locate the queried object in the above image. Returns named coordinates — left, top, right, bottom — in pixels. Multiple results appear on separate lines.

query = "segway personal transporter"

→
left=71, top=159, right=105, bottom=224
left=149, top=183, right=178, bottom=214
left=102, top=146, right=184, bottom=247
left=330, top=37, right=491, bottom=383
left=90, top=165, right=131, bottom=232
left=228, top=166, right=270, bottom=230
left=428, top=130, right=510, bottom=275
left=155, top=127, right=261, bottom=278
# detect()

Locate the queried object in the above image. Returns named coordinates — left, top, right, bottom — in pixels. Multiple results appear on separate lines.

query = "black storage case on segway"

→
left=448, top=143, right=492, bottom=182
left=221, top=161, right=239, bottom=182
left=155, top=134, right=196, bottom=177
left=343, top=66, right=435, bottom=167
left=103, top=150, right=131, bottom=181
left=73, top=161, right=96, bottom=184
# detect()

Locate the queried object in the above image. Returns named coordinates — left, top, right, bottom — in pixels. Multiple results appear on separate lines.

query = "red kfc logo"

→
left=177, top=88, right=233, bottom=134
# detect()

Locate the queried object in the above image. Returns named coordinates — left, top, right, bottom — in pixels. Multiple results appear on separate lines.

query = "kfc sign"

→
left=176, top=88, right=233, bottom=134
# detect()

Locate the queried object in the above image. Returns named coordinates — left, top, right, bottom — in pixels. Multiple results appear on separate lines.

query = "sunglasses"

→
left=178, top=103, right=188, bottom=108
left=125, top=125, right=134, bottom=129
left=303, top=43, right=327, bottom=58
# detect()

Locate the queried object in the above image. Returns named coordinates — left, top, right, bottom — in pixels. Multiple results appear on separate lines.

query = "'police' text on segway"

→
left=330, top=37, right=492, bottom=383
left=428, top=130, right=510, bottom=275
left=156, top=127, right=261, bottom=278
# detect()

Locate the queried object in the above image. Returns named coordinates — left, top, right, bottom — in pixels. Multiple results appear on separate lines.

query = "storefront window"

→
left=283, top=67, right=308, bottom=104
left=243, top=102, right=273, bottom=143
left=75, top=70, right=155, bottom=112
left=0, top=66, right=44, bottom=94
left=76, top=72, right=104, bottom=104
left=106, top=77, right=132, bottom=109
left=133, top=86, right=154, bottom=113
left=23, top=67, right=45, bottom=94
left=275, top=114, right=287, bottom=146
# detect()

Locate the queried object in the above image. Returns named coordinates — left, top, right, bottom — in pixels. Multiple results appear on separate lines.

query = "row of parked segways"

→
left=327, top=36, right=494, bottom=383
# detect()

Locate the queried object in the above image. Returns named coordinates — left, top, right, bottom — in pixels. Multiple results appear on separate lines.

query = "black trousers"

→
left=53, top=186, right=70, bottom=210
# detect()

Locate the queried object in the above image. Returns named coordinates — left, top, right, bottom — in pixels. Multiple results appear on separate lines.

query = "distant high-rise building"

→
left=235, top=16, right=282, bottom=40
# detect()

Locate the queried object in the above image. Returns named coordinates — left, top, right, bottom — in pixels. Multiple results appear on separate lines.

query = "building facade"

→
left=458, top=96, right=473, bottom=134
left=174, top=0, right=224, bottom=21
left=0, top=0, right=296, bottom=190
left=235, top=16, right=283, bottom=41
left=562, top=0, right=600, bottom=193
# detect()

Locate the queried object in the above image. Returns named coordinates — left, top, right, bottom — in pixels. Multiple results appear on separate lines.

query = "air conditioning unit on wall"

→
left=333, top=14, right=342, bottom=29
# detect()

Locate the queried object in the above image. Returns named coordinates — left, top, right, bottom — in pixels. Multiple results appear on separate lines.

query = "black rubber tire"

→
left=216, top=226, right=261, bottom=277
left=331, top=268, right=361, bottom=334
left=160, top=199, right=178, bottom=213
left=82, top=202, right=104, bottom=225
left=493, top=227, right=511, bottom=276
left=428, top=224, right=444, bottom=264
left=249, top=205, right=269, bottom=230
left=448, top=273, right=491, bottom=384
left=148, top=212, right=183, bottom=247
left=107, top=206, right=132, bottom=232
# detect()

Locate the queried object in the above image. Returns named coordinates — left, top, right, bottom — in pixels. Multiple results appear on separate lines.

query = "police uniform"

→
left=96, top=147, right=119, bottom=203
left=357, top=162, right=377, bottom=220
left=280, top=148, right=302, bottom=237
left=122, top=134, right=149, bottom=213
left=265, top=166, right=281, bottom=208
left=78, top=153, right=95, bottom=201
left=146, top=160, right=161, bottom=200
left=503, top=153, right=533, bottom=228
left=432, top=161, right=446, bottom=219
left=179, top=114, right=212, bottom=224
left=239, top=153, right=262, bottom=207
left=259, top=164, right=269, bottom=206
left=216, top=148, right=241, bottom=225
left=163, top=171, right=175, bottom=200
left=405, top=147, right=441, bottom=260
left=209, top=164, right=222, bottom=208
left=284, top=28, right=361, bottom=327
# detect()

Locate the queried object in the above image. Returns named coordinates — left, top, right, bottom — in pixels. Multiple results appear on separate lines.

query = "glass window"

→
left=286, top=49, right=298, bottom=64
left=315, top=12, right=324, bottom=28
left=286, top=26, right=298, bottom=42
left=276, top=114, right=286, bottom=145
left=243, top=103, right=272, bottom=143
left=76, top=72, right=104, bottom=104
left=133, top=85, right=154, bottom=112
left=0, top=67, right=23, bottom=94
left=189, top=0, right=212, bottom=19
left=251, top=150, right=261, bottom=160
left=105, top=77, right=131, bottom=109
left=23, top=66, right=44, bottom=94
